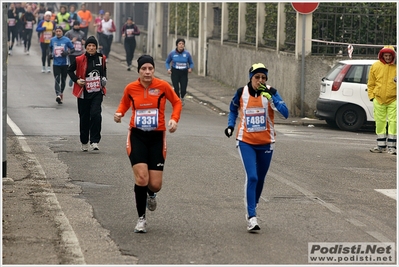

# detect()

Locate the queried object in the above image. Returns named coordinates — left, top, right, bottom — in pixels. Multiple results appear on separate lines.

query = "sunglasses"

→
left=253, top=75, right=267, bottom=80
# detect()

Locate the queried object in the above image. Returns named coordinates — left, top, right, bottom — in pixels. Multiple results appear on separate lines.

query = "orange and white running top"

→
left=236, top=85, right=276, bottom=145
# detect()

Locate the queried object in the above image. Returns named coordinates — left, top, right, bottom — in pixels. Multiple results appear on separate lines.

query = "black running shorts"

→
left=127, top=127, right=166, bottom=171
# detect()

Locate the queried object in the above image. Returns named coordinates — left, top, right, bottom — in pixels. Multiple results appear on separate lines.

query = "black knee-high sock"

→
left=134, top=184, right=147, bottom=218
left=147, top=186, right=155, bottom=197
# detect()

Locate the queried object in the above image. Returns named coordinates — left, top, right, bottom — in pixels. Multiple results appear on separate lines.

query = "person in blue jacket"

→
left=165, top=38, right=194, bottom=105
left=49, top=26, right=75, bottom=104
left=224, top=63, right=289, bottom=232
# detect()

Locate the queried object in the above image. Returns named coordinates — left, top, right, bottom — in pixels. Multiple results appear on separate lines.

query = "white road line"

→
left=6, top=114, right=86, bottom=265
left=268, top=171, right=394, bottom=243
left=374, top=189, right=397, bottom=200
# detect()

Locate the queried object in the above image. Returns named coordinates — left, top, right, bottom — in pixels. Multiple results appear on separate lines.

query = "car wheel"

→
left=335, top=105, right=365, bottom=131
left=325, top=119, right=338, bottom=128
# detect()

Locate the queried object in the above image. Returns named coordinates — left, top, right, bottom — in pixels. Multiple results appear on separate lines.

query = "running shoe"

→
left=8, top=50, right=11, bottom=55
left=47, top=66, right=51, bottom=73
left=56, top=96, right=62, bottom=104
left=26, top=50, right=29, bottom=55
left=69, top=79, right=73, bottom=87
left=370, top=146, right=387, bottom=153
left=134, top=216, right=147, bottom=233
left=147, top=194, right=157, bottom=211
left=81, top=143, right=89, bottom=152
left=41, top=66, right=45, bottom=73
left=91, top=143, right=99, bottom=151
left=387, top=147, right=397, bottom=155
left=247, top=216, right=260, bottom=232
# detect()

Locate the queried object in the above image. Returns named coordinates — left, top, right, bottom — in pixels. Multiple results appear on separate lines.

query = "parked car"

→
left=315, top=59, right=377, bottom=131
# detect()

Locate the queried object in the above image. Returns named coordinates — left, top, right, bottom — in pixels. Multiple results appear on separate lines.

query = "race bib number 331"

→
left=135, top=109, right=159, bottom=131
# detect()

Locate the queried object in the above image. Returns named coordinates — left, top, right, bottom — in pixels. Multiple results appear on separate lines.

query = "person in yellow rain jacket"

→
left=368, top=45, right=397, bottom=155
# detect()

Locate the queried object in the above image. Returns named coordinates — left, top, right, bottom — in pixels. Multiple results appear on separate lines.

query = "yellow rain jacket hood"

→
left=367, top=45, right=397, bottom=105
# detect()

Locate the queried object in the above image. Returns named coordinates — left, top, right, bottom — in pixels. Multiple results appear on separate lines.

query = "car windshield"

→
left=323, top=63, right=345, bottom=81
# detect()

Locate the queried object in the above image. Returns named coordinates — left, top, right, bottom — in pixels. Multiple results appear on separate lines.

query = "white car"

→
left=315, top=59, right=377, bottom=131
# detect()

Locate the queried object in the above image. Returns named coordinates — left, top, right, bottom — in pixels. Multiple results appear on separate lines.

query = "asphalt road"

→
left=4, top=35, right=396, bottom=265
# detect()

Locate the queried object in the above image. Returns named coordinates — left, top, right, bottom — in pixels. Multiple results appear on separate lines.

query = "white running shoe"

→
left=247, top=216, right=260, bottom=232
left=41, top=66, right=45, bottom=73
left=8, top=50, right=11, bottom=55
left=147, top=194, right=157, bottom=211
left=91, top=143, right=99, bottom=151
left=47, top=66, right=51, bottom=73
left=81, top=143, right=89, bottom=152
left=370, top=146, right=387, bottom=153
left=387, top=147, right=396, bottom=155
left=134, top=216, right=147, bottom=233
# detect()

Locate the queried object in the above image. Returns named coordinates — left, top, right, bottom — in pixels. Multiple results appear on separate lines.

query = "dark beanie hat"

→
left=248, top=63, right=268, bottom=81
left=176, top=38, right=185, bottom=46
left=73, top=20, right=80, bottom=26
left=137, top=55, right=155, bottom=72
left=85, top=36, right=98, bottom=48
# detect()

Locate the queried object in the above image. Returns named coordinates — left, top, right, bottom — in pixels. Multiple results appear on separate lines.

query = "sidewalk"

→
left=107, top=41, right=326, bottom=127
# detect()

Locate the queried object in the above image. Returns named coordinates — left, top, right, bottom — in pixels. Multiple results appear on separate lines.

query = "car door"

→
left=361, top=64, right=374, bottom=121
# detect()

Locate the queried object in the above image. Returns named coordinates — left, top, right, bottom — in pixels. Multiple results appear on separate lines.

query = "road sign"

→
left=291, top=2, right=319, bottom=14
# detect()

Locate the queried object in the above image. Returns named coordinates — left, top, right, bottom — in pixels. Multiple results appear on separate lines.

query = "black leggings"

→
left=124, top=38, right=136, bottom=66
left=77, top=93, right=103, bottom=144
left=40, top=42, right=51, bottom=67
left=171, top=68, right=189, bottom=98
left=8, top=26, right=17, bottom=49
left=23, top=29, right=33, bottom=51
left=53, top=65, right=68, bottom=96
left=100, top=34, right=113, bottom=58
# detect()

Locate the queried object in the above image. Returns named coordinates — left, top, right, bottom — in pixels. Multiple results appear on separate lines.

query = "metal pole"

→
left=3, top=3, right=8, bottom=177
left=300, top=13, right=306, bottom=118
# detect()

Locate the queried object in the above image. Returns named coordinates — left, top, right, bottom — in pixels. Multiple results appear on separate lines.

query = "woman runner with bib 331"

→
left=114, top=55, right=182, bottom=233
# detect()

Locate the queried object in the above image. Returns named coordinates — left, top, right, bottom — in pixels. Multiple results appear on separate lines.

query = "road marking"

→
left=374, top=189, right=397, bottom=200
left=268, top=171, right=394, bottom=243
left=7, top=114, right=86, bottom=264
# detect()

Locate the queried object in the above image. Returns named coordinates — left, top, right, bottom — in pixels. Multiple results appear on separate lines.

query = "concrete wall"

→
left=206, top=40, right=354, bottom=117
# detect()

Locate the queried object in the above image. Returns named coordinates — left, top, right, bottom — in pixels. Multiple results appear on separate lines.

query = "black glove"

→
left=225, top=126, right=234, bottom=138
left=48, top=52, right=53, bottom=60
left=370, top=98, right=374, bottom=102
left=61, top=50, right=69, bottom=57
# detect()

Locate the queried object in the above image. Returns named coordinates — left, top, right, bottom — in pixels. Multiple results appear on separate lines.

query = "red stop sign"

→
left=291, top=2, right=319, bottom=14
